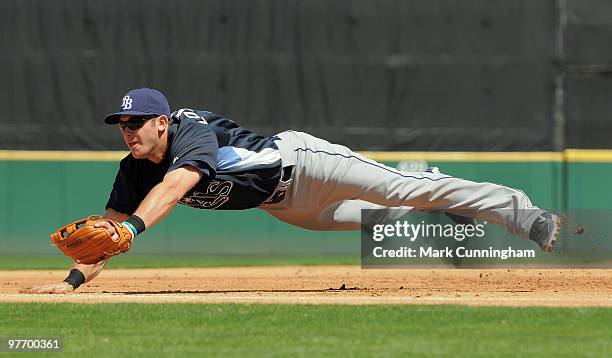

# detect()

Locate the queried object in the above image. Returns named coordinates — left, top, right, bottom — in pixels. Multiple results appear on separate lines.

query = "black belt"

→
left=262, top=165, right=294, bottom=205
left=280, top=165, right=293, bottom=182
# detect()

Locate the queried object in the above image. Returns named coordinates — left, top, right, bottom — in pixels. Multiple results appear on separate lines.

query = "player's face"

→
left=118, top=115, right=165, bottom=160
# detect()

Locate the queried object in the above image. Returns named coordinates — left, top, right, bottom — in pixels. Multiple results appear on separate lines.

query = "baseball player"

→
left=23, top=87, right=560, bottom=294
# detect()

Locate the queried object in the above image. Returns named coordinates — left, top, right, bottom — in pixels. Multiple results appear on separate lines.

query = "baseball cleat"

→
left=528, top=212, right=561, bottom=252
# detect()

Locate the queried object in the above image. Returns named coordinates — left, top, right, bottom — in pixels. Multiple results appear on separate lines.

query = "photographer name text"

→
left=372, top=246, right=536, bottom=260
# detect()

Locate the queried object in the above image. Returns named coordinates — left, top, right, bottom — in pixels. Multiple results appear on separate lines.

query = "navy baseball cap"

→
left=104, top=88, right=171, bottom=124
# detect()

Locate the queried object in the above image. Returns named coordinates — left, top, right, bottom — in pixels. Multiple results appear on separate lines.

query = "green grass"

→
left=1, top=303, right=610, bottom=357
left=0, top=255, right=359, bottom=270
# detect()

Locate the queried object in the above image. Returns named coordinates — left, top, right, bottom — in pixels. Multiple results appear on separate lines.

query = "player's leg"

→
left=261, top=199, right=414, bottom=231
left=269, top=131, right=559, bottom=250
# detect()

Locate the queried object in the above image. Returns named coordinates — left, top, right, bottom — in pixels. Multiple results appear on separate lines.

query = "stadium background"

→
left=2, top=0, right=612, bottom=255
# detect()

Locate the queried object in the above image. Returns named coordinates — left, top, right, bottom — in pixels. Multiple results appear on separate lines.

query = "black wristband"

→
left=125, top=215, right=146, bottom=235
left=63, top=269, right=85, bottom=289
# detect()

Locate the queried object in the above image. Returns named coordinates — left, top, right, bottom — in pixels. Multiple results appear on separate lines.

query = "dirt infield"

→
left=1, top=266, right=611, bottom=307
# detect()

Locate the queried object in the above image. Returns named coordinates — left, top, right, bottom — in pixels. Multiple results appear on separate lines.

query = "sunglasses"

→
left=118, top=115, right=158, bottom=131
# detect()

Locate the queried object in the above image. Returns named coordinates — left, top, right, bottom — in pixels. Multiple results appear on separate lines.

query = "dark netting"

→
left=566, top=0, right=612, bottom=65
left=1, top=0, right=555, bottom=150
left=565, top=74, right=612, bottom=149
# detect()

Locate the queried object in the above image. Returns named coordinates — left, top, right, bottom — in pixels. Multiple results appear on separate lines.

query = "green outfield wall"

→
left=0, top=150, right=609, bottom=255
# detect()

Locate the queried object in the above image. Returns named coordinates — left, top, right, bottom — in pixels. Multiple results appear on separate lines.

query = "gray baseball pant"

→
left=260, top=130, right=543, bottom=240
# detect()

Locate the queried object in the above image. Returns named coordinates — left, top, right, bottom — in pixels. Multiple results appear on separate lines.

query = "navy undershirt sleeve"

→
left=105, top=159, right=143, bottom=214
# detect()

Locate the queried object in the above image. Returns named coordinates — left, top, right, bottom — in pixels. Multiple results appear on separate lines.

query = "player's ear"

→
left=156, top=115, right=169, bottom=129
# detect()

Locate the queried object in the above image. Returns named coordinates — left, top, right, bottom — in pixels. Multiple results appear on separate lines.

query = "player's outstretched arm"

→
left=20, top=259, right=110, bottom=294
left=20, top=209, right=129, bottom=294
left=93, top=166, right=202, bottom=237
left=132, top=165, right=203, bottom=228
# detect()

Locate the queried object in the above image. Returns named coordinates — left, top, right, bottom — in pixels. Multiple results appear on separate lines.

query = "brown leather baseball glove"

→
left=50, top=216, right=133, bottom=264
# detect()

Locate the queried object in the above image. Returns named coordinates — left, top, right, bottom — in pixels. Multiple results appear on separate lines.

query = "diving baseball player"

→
left=23, top=88, right=560, bottom=293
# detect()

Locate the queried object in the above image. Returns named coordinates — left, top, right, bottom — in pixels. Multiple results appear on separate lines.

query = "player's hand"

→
left=93, top=220, right=119, bottom=241
left=20, top=282, right=75, bottom=294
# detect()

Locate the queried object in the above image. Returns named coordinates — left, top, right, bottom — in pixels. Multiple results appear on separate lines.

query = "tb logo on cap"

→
left=121, top=95, right=133, bottom=110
